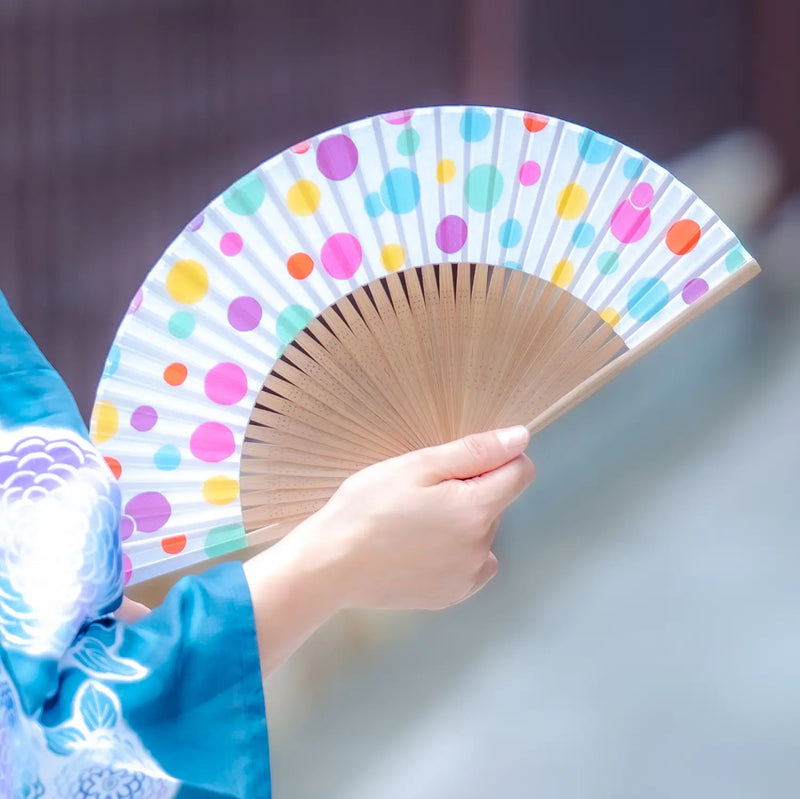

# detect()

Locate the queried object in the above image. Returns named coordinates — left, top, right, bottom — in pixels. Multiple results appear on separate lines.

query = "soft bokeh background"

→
left=2, top=1, right=799, bottom=796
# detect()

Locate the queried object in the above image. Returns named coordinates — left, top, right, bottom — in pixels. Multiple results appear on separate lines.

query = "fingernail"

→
left=495, top=425, right=529, bottom=450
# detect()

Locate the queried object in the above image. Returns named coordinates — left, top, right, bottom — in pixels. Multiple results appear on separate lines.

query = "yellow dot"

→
left=166, top=260, right=208, bottom=304
left=286, top=180, right=321, bottom=216
left=436, top=158, right=456, bottom=184
left=380, top=244, right=405, bottom=271
left=203, top=475, right=239, bottom=505
left=551, top=259, right=574, bottom=288
left=556, top=183, right=588, bottom=220
left=600, top=307, right=620, bottom=327
left=90, top=400, right=119, bottom=444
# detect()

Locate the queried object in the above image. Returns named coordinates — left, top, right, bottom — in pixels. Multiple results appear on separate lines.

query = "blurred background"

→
left=1, top=0, right=799, bottom=796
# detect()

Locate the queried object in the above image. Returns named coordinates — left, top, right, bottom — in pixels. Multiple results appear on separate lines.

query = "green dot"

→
left=725, top=246, right=746, bottom=273
left=397, top=128, right=420, bottom=156
left=205, top=523, right=246, bottom=560
left=223, top=171, right=265, bottom=216
left=465, top=164, right=504, bottom=213
left=276, top=304, right=315, bottom=344
left=597, top=251, right=619, bottom=275
left=168, top=311, right=195, bottom=338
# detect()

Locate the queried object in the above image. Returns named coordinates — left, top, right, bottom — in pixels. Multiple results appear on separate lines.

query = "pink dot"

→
left=220, top=232, right=243, bottom=256
left=204, top=362, right=248, bottom=405
left=291, top=140, right=311, bottom=154
left=186, top=212, right=204, bottom=232
left=682, top=278, right=709, bottom=304
left=321, top=233, right=362, bottom=279
left=130, top=405, right=157, bottom=432
left=631, top=182, right=654, bottom=208
left=518, top=161, right=541, bottom=186
left=436, top=215, right=468, bottom=253
left=316, top=134, right=359, bottom=181
left=190, top=421, right=236, bottom=463
left=381, top=110, right=414, bottom=125
left=122, top=553, right=132, bottom=585
left=128, top=289, right=143, bottom=315
left=120, top=515, right=134, bottom=541
left=227, top=296, right=262, bottom=332
left=124, top=491, right=171, bottom=533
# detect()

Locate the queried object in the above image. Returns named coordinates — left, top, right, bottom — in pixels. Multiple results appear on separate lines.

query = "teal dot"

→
left=499, top=219, right=523, bottom=248
left=725, top=246, right=746, bottom=273
left=223, top=171, right=265, bottom=216
left=276, top=304, right=315, bottom=344
left=168, top=311, right=195, bottom=339
left=460, top=107, right=492, bottom=142
left=627, top=277, right=669, bottom=322
left=597, top=252, right=619, bottom=275
left=380, top=167, right=421, bottom=214
left=572, top=222, right=595, bottom=248
left=205, top=523, right=246, bottom=560
left=364, top=192, right=384, bottom=217
left=154, top=444, right=181, bottom=471
left=103, top=345, right=120, bottom=378
left=503, top=260, right=523, bottom=270
left=397, top=128, right=420, bottom=156
left=578, top=130, right=616, bottom=164
left=623, top=157, right=645, bottom=179
left=465, top=164, right=504, bottom=213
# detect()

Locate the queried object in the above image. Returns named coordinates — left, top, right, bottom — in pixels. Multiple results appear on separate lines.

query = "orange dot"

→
left=666, top=219, right=701, bottom=255
left=523, top=113, right=548, bottom=133
left=104, top=456, right=121, bottom=480
left=287, top=252, right=314, bottom=280
left=163, top=362, right=188, bottom=386
left=161, top=534, right=187, bottom=555
left=290, top=140, right=311, bottom=154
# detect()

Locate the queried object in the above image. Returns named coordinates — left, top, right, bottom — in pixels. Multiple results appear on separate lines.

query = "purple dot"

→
left=227, top=296, right=262, bottom=331
left=220, top=232, right=243, bottom=256
left=128, top=289, right=143, bottom=315
left=436, top=215, right=468, bottom=254
left=124, top=491, right=171, bottom=533
left=518, top=161, right=541, bottom=186
left=682, top=277, right=709, bottom=304
left=130, top=405, right=157, bottom=432
left=186, top=212, right=204, bottom=232
left=120, top=515, right=134, bottom=541
left=316, top=134, right=359, bottom=181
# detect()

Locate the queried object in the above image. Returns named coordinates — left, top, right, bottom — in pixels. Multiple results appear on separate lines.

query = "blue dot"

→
left=460, top=108, right=491, bottom=142
left=627, top=278, right=669, bottom=322
left=397, top=128, right=420, bottom=156
left=578, top=130, right=616, bottom=164
left=364, top=192, right=384, bottom=217
left=380, top=167, right=421, bottom=214
left=572, top=222, right=595, bottom=248
left=503, top=260, right=523, bottom=270
left=623, top=157, right=645, bottom=179
left=154, top=444, right=181, bottom=471
left=103, top=345, right=120, bottom=378
left=725, top=245, right=746, bottom=273
left=499, top=219, right=523, bottom=248
left=597, top=251, right=619, bottom=274
left=168, top=311, right=195, bottom=339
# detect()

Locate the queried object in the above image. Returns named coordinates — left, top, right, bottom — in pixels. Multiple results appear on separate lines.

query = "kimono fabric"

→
left=0, top=291, right=271, bottom=798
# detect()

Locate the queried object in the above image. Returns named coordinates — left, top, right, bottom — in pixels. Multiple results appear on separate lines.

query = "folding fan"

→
left=91, top=106, right=760, bottom=585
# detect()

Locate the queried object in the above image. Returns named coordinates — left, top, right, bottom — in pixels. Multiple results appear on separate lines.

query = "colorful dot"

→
left=460, top=107, right=491, bottom=142
left=499, top=219, right=523, bottom=248
left=91, top=401, right=118, bottom=444
left=518, top=161, right=541, bottom=186
left=166, top=260, right=208, bottom=304
left=725, top=246, right=746, bottom=273
left=290, top=140, right=311, bottom=154
left=161, top=535, right=186, bottom=555
left=163, top=362, right=188, bottom=386
left=364, top=192, right=385, bottom=217
left=503, top=260, right=522, bottom=270
left=666, top=219, right=701, bottom=255
left=202, top=475, right=239, bottom=506
left=551, top=259, right=574, bottom=288
left=287, top=252, right=314, bottom=280
left=682, top=278, right=709, bottom=304
left=597, top=251, right=619, bottom=275
left=130, top=405, right=157, bottom=432
left=120, top=516, right=134, bottom=541
left=397, top=128, right=420, bottom=156
left=190, top=422, right=236, bottom=463
left=168, top=311, right=195, bottom=339
left=127, top=289, right=143, bottom=315
left=556, top=183, right=588, bottom=220
left=104, top=456, right=121, bottom=480
left=122, top=553, right=132, bottom=585
left=380, top=167, right=421, bottom=214
left=623, top=157, right=645, bottom=179
left=316, top=134, right=359, bottom=181
left=627, top=277, right=669, bottom=322
left=600, top=308, right=620, bottom=327
left=220, top=232, right=243, bottom=256
left=154, top=444, right=181, bottom=471
left=321, top=232, right=362, bottom=278
left=205, top=523, right=247, bottom=559
left=204, top=362, right=248, bottom=405
left=436, top=159, right=456, bottom=184
left=436, top=215, right=468, bottom=253
left=523, top=113, right=548, bottom=133
left=227, top=296, right=262, bottom=332
left=377, top=244, right=403, bottom=271
left=572, top=222, right=595, bottom=248
left=186, top=213, right=204, bottom=232
left=578, top=130, right=616, bottom=164
left=103, top=345, right=120, bottom=378
left=276, top=304, right=315, bottom=344
left=223, top=172, right=265, bottom=216
left=124, top=491, right=171, bottom=533
left=465, top=164, right=504, bottom=212
left=631, top=183, right=654, bottom=207
left=287, top=179, right=321, bottom=216
left=381, top=110, right=414, bottom=125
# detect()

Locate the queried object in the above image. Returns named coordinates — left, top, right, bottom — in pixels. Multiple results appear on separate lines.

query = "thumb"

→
left=416, top=426, right=530, bottom=482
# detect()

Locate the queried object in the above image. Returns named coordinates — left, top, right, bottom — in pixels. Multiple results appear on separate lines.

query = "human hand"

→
left=115, top=596, right=150, bottom=623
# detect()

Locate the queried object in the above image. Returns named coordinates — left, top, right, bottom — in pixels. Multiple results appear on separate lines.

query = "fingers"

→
left=115, top=597, right=150, bottom=623
left=464, top=453, right=535, bottom=512
left=413, top=426, right=530, bottom=483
